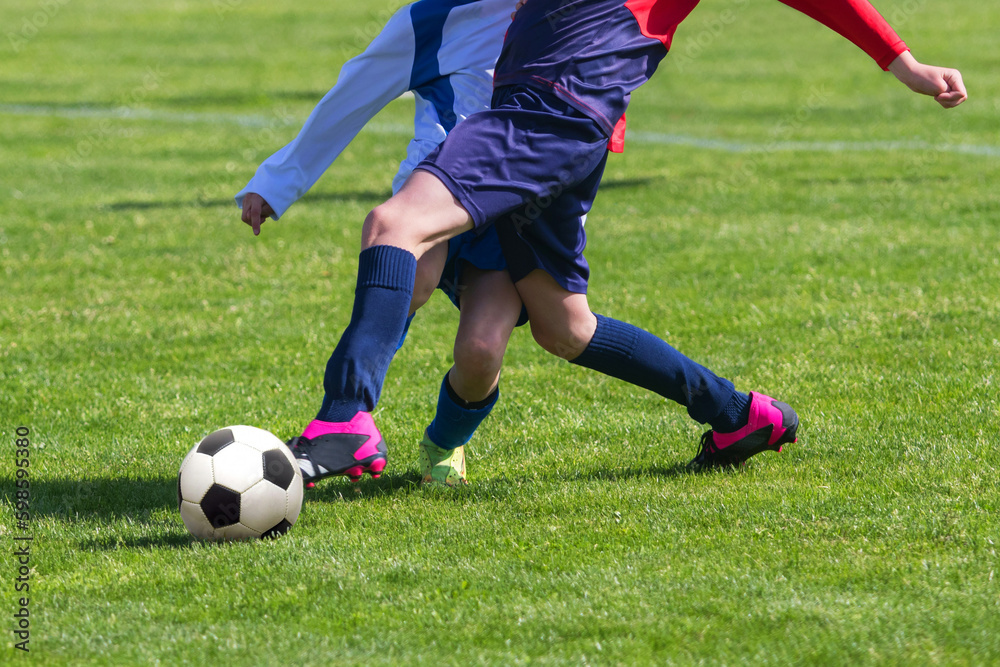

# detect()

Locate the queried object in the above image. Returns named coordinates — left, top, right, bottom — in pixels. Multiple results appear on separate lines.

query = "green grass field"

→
left=2, top=0, right=999, bottom=663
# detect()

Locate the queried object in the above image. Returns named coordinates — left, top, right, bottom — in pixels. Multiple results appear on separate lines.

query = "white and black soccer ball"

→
left=178, top=425, right=304, bottom=541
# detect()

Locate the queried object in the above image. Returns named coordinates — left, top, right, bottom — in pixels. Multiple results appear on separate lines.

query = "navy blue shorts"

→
left=417, top=85, right=610, bottom=294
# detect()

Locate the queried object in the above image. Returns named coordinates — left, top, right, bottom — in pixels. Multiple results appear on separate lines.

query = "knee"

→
left=529, top=319, right=593, bottom=360
left=362, top=203, right=403, bottom=248
left=453, top=333, right=506, bottom=380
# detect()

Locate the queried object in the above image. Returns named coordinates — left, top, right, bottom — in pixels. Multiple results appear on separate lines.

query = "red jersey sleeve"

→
left=779, top=0, right=908, bottom=70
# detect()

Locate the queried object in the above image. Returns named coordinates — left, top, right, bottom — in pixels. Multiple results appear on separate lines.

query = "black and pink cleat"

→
left=285, top=412, right=388, bottom=487
left=689, top=392, right=798, bottom=470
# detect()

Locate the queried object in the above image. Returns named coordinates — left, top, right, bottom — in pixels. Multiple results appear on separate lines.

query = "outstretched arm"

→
left=237, top=6, right=416, bottom=235
left=779, top=0, right=965, bottom=108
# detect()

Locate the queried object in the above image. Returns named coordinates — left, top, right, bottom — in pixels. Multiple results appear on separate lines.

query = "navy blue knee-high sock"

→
left=396, top=313, right=416, bottom=351
left=426, top=372, right=499, bottom=450
left=570, top=314, right=749, bottom=429
left=317, top=245, right=417, bottom=422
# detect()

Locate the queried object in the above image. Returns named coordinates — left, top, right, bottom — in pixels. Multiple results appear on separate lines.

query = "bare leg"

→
left=449, top=266, right=523, bottom=402
left=420, top=265, right=523, bottom=486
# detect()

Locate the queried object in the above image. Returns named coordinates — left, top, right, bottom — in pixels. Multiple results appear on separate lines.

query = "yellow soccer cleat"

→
left=418, top=431, right=467, bottom=487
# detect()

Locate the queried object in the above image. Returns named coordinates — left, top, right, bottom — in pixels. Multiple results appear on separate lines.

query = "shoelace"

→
left=695, top=431, right=718, bottom=459
left=285, top=436, right=313, bottom=457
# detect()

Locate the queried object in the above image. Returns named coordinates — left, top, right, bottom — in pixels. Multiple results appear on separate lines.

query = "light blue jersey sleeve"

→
left=235, top=0, right=512, bottom=219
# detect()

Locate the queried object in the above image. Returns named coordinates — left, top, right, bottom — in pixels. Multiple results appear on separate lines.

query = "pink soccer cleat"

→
left=689, top=392, right=798, bottom=469
left=285, top=412, right=388, bottom=486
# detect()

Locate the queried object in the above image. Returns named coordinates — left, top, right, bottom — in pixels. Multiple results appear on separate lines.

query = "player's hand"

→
left=888, top=51, right=967, bottom=109
left=241, top=192, right=275, bottom=236
left=511, top=0, right=526, bottom=20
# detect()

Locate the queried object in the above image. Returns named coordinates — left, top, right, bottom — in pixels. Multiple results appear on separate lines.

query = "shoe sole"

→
left=304, top=456, right=387, bottom=489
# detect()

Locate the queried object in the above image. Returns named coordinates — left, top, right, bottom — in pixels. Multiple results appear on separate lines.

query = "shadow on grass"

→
left=299, top=461, right=700, bottom=505
left=0, top=475, right=199, bottom=551
left=162, top=88, right=333, bottom=107
left=104, top=189, right=390, bottom=212
left=103, top=176, right=654, bottom=214
left=566, top=462, right=695, bottom=481
left=268, top=89, right=334, bottom=103
left=304, top=470, right=424, bottom=503
left=0, top=476, right=177, bottom=521
left=6, top=458, right=707, bottom=527
left=78, top=533, right=195, bottom=552
left=599, top=176, right=662, bottom=190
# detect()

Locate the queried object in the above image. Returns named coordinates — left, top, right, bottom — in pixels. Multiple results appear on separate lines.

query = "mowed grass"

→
left=2, top=0, right=999, bottom=664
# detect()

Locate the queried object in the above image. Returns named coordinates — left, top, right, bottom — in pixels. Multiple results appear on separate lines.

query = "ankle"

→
left=709, top=391, right=751, bottom=433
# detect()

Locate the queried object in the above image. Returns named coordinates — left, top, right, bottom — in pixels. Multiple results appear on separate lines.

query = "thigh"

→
left=513, top=269, right=597, bottom=359
left=364, top=169, right=475, bottom=256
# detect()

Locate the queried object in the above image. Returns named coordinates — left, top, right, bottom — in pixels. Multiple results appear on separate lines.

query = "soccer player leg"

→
left=422, top=263, right=523, bottom=487
left=514, top=270, right=797, bottom=470
left=289, top=171, right=473, bottom=486
left=448, top=266, right=521, bottom=402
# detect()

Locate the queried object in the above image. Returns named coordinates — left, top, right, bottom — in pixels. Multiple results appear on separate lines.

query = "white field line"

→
left=629, top=130, right=1000, bottom=158
left=2, top=103, right=997, bottom=157
left=0, top=103, right=297, bottom=128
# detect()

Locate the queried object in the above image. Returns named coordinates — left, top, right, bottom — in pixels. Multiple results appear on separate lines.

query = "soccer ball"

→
left=178, top=425, right=304, bottom=541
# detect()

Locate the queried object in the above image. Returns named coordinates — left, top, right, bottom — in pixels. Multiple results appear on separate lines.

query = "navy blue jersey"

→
left=494, top=0, right=907, bottom=139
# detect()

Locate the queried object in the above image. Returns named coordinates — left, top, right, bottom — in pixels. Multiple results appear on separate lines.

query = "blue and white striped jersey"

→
left=235, top=0, right=512, bottom=219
